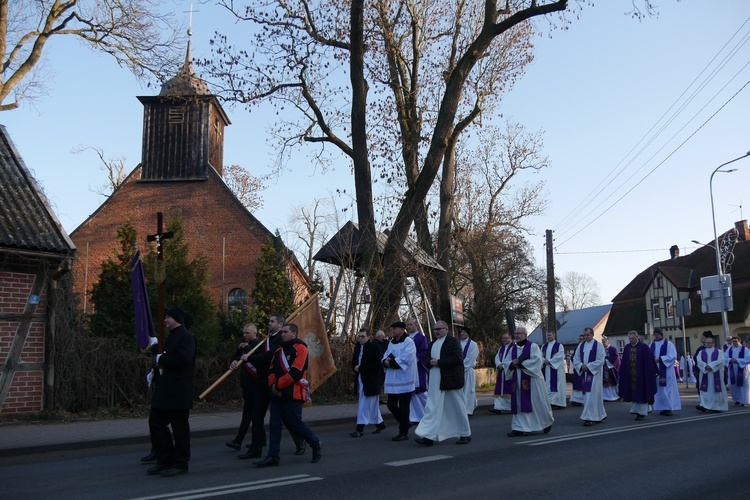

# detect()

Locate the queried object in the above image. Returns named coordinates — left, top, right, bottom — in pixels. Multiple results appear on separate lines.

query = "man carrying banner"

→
left=254, top=323, right=322, bottom=467
left=245, top=314, right=305, bottom=459
left=226, top=323, right=263, bottom=456
left=146, top=306, right=196, bottom=477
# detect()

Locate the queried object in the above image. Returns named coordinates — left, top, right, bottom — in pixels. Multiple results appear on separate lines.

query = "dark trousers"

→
left=267, top=399, right=319, bottom=459
left=233, top=385, right=256, bottom=446
left=254, top=386, right=303, bottom=451
left=149, top=407, right=190, bottom=468
left=387, top=392, right=412, bottom=435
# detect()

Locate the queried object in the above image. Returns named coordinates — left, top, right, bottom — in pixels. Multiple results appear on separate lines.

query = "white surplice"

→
left=573, top=340, right=607, bottom=422
left=725, top=345, right=750, bottom=405
left=651, top=339, right=682, bottom=411
left=461, top=338, right=479, bottom=415
left=542, top=341, right=566, bottom=408
left=415, top=336, right=471, bottom=441
left=494, top=348, right=512, bottom=411
left=502, top=342, right=554, bottom=433
left=681, top=355, right=697, bottom=383
left=697, top=347, right=728, bottom=411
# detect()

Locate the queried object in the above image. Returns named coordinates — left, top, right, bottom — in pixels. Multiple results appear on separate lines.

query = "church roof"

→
left=0, top=125, right=76, bottom=255
left=159, top=38, right=210, bottom=96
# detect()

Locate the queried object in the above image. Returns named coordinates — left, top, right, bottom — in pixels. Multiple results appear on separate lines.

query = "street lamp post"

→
left=709, top=152, right=750, bottom=340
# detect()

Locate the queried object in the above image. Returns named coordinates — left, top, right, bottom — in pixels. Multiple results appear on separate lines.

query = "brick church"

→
left=70, top=41, right=310, bottom=316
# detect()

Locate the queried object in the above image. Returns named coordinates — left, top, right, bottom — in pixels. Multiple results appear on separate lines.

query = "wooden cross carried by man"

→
left=147, top=212, right=173, bottom=351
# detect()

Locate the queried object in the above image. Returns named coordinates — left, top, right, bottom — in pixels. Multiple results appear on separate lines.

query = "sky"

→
left=2, top=0, right=750, bottom=307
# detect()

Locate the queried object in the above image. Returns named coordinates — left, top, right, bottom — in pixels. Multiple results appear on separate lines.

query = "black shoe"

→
left=350, top=431, right=364, bottom=437
left=543, top=425, right=552, bottom=434
left=311, top=442, right=322, bottom=463
left=160, top=467, right=188, bottom=477
left=488, top=408, right=503, bottom=415
left=583, top=421, right=594, bottom=427
left=696, top=405, right=707, bottom=413
left=735, top=402, right=742, bottom=406
left=238, top=449, right=262, bottom=460
left=635, top=414, right=645, bottom=421
left=507, top=430, right=527, bottom=437
left=456, top=436, right=471, bottom=444
left=372, top=423, right=387, bottom=434
left=225, top=441, right=241, bottom=451
left=659, top=410, right=673, bottom=416
left=146, top=464, right=169, bottom=476
left=392, top=433, right=409, bottom=441
left=551, top=405, right=566, bottom=410
left=140, top=452, right=157, bottom=464
left=415, top=437, right=434, bottom=446
left=294, top=442, right=306, bottom=456
left=571, top=402, right=583, bottom=407
left=253, top=457, right=280, bottom=468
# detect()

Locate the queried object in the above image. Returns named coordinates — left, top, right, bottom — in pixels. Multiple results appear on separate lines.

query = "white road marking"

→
left=517, top=410, right=743, bottom=446
left=127, top=475, right=323, bottom=500
left=385, top=454, right=453, bottom=466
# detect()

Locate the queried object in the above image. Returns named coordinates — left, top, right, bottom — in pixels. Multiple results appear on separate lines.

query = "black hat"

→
left=390, top=321, right=407, bottom=329
left=653, top=327, right=663, bottom=335
left=165, top=306, right=186, bottom=325
left=703, top=331, right=715, bottom=339
left=461, top=326, right=471, bottom=335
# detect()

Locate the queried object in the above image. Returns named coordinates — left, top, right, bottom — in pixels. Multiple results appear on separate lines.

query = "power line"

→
left=556, top=77, right=750, bottom=248
left=554, top=16, right=750, bottom=241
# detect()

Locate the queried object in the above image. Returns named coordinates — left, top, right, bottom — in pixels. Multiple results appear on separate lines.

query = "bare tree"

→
left=450, top=122, right=549, bottom=338
left=0, top=0, right=185, bottom=111
left=72, top=145, right=127, bottom=197
left=221, top=164, right=266, bottom=211
left=284, top=197, right=336, bottom=280
left=202, top=0, right=657, bottom=325
left=557, top=270, right=602, bottom=311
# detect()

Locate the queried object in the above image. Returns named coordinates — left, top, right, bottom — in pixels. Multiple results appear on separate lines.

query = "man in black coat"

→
left=350, top=328, right=386, bottom=436
left=147, top=306, right=196, bottom=477
left=414, top=320, right=472, bottom=446
left=226, top=323, right=263, bottom=453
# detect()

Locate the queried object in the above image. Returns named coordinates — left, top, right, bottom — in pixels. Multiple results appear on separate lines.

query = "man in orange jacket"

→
left=253, top=323, right=322, bottom=467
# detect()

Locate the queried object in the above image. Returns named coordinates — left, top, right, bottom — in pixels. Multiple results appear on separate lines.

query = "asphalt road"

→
left=2, top=394, right=748, bottom=500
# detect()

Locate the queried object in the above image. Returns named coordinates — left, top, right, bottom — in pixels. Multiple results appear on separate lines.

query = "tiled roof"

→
left=0, top=125, right=75, bottom=255
left=313, top=220, right=446, bottom=272
left=606, top=232, right=750, bottom=334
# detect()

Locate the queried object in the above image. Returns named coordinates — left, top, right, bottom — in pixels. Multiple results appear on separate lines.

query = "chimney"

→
left=669, top=245, right=680, bottom=260
left=734, top=220, right=750, bottom=241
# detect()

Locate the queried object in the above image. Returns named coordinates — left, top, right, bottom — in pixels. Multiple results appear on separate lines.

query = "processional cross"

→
left=147, top=212, right=174, bottom=350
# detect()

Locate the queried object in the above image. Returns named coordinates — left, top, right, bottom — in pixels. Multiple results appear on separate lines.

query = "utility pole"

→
left=546, top=230, right=556, bottom=335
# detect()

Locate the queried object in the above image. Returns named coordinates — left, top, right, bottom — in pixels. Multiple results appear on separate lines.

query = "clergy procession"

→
left=212, top=313, right=749, bottom=474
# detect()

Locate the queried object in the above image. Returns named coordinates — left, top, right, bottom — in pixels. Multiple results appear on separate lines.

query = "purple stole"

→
left=728, top=346, right=746, bottom=387
left=650, top=341, right=669, bottom=387
left=463, top=338, right=472, bottom=358
left=542, top=341, right=561, bottom=392
left=509, top=342, right=534, bottom=414
left=699, top=348, right=722, bottom=393
left=578, top=341, right=598, bottom=393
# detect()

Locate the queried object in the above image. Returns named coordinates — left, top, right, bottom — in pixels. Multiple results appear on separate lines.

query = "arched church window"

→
left=228, top=288, right=247, bottom=311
